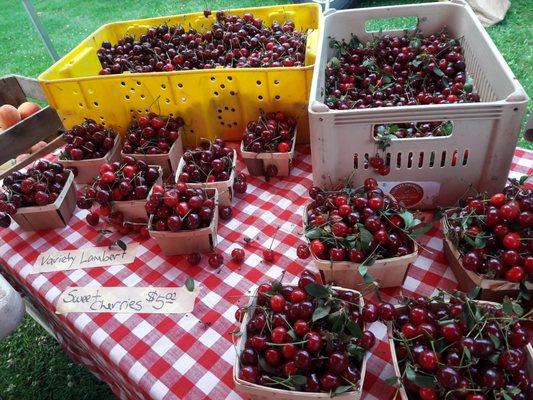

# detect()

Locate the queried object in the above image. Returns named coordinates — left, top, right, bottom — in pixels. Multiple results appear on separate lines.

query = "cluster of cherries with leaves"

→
left=178, top=138, right=236, bottom=184
left=235, top=270, right=377, bottom=394
left=146, top=184, right=219, bottom=232
left=0, top=160, right=71, bottom=229
left=78, top=156, right=160, bottom=234
left=300, top=178, right=427, bottom=277
left=444, top=178, right=532, bottom=286
left=390, top=290, right=532, bottom=400
left=325, top=30, right=480, bottom=110
left=97, top=10, right=306, bottom=74
left=242, top=111, right=297, bottom=153
left=122, top=113, right=184, bottom=155
left=59, top=119, right=118, bottom=161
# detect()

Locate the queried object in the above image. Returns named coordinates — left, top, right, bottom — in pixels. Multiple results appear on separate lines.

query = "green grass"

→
left=0, top=1, right=531, bottom=399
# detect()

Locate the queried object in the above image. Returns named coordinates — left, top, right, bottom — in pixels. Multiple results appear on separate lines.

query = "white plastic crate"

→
left=308, top=0, right=528, bottom=208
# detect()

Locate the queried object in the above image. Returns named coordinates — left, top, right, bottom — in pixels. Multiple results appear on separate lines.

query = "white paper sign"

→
left=32, top=243, right=138, bottom=273
left=56, top=286, right=200, bottom=314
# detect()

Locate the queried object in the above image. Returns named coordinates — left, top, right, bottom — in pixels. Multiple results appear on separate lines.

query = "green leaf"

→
left=474, top=234, right=486, bottom=249
left=414, top=375, right=437, bottom=389
left=503, top=298, right=513, bottom=315
left=362, top=58, right=375, bottom=68
left=489, top=333, right=500, bottom=349
left=405, top=367, right=416, bottom=381
left=115, top=239, right=127, bottom=251
left=488, top=352, right=499, bottom=365
left=410, top=223, right=433, bottom=239
left=287, top=329, right=297, bottom=341
left=305, top=228, right=323, bottom=240
left=464, top=75, right=474, bottom=93
left=440, top=121, right=453, bottom=136
left=305, top=282, right=330, bottom=299
left=411, top=59, right=422, bottom=68
left=384, top=376, right=400, bottom=386
left=433, top=67, right=445, bottom=77
left=358, top=264, right=368, bottom=278
left=346, top=319, right=362, bottom=338
left=399, top=211, right=415, bottom=229
left=291, top=375, right=307, bottom=386
left=512, top=302, right=524, bottom=316
left=410, top=38, right=421, bottom=49
left=312, top=305, right=331, bottom=322
left=259, top=356, right=277, bottom=374
left=185, top=277, right=195, bottom=292
left=463, top=346, right=471, bottom=360
left=328, top=57, right=340, bottom=69
left=359, top=226, right=373, bottom=249
left=363, top=273, right=374, bottom=283
left=467, top=286, right=480, bottom=300
left=502, top=393, right=512, bottom=400
left=334, top=385, right=354, bottom=395
left=332, top=311, right=347, bottom=333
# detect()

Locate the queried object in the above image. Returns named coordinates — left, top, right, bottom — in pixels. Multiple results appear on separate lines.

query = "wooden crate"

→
left=176, top=149, right=236, bottom=206
left=120, top=127, right=183, bottom=178
left=441, top=219, right=533, bottom=302
left=303, top=203, right=418, bottom=289
left=110, top=166, right=162, bottom=221
left=148, top=189, right=218, bottom=256
left=12, top=170, right=76, bottom=231
left=0, top=75, right=63, bottom=167
left=233, top=284, right=367, bottom=400
left=58, top=134, right=122, bottom=184
left=240, top=128, right=296, bottom=177
left=387, top=302, right=533, bottom=400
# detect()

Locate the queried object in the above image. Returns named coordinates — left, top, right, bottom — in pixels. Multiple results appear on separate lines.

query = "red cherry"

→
left=296, top=244, right=311, bottom=259
left=364, top=178, right=378, bottom=191
left=305, top=331, right=323, bottom=354
left=378, top=303, right=394, bottom=320
left=310, top=239, right=325, bottom=255
left=207, top=253, right=223, bottom=269
left=502, top=232, right=521, bottom=250
left=293, top=320, right=310, bottom=337
left=262, top=248, right=275, bottom=262
left=100, top=171, right=116, bottom=184
left=270, top=294, right=286, bottom=312
left=362, top=303, right=378, bottom=323
left=505, top=266, right=525, bottom=282
left=290, top=288, right=307, bottom=303
left=418, top=349, right=438, bottom=370
left=360, top=330, right=375, bottom=349
left=277, top=142, right=291, bottom=152
left=490, top=193, right=506, bottom=207
left=231, top=248, right=245, bottom=263
left=368, top=196, right=384, bottom=210
left=419, top=388, right=438, bottom=400
left=271, top=326, right=288, bottom=344
left=401, top=323, right=418, bottom=339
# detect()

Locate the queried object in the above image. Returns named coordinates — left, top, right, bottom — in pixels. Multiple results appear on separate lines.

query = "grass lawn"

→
left=0, top=1, right=531, bottom=399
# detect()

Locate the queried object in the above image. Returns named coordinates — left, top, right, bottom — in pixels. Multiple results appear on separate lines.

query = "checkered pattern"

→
left=0, top=146, right=531, bottom=400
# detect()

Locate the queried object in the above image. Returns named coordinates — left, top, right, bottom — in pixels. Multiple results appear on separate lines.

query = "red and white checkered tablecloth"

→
left=0, top=146, right=532, bottom=400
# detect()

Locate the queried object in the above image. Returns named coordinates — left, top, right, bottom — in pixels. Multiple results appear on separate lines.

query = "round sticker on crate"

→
left=389, top=182, right=424, bottom=208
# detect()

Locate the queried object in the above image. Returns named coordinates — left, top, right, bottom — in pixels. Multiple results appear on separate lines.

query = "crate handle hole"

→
left=364, top=16, right=419, bottom=33
left=462, top=149, right=470, bottom=165
left=140, top=94, right=145, bottom=99
left=440, top=151, right=447, bottom=167
left=429, top=152, right=435, bottom=167
left=363, top=153, right=369, bottom=169
left=214, top=91, right=219, bottom=96
left=210, top=76, right=216, bottom=81
left=396, top=153, right=401, bottom=168
left=136, top=81, right=141, bottom=86
left=407, top=152, right=413, bottom=169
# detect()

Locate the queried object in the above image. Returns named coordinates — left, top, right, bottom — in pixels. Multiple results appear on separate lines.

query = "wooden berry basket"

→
left=233, top=284, right=368, bottom=400
left=58, top=134, right=122, bottom=185
left=120, top=127, right=183, bottom=178
left=148, top=188, right=218, bottom=256
left=302, top=203, right=418, bottom=289
left=240, top=128, right=297, bottom=178
left=387, top=301, right=533, bottom=400
left=110, top=166, right=162, bottom=222
left=441, top=219, right=533, bottom=302
left=12, top=170, right=76, bottom=231
left=175, top=149, right=236, bottom=206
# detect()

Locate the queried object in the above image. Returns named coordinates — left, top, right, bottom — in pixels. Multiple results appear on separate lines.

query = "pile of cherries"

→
left=60, top=119, right=118, bottom=161
left=146, top=184, right=216, bottom=232
left=392, top=291, right=532, bottom=400
left=123, top=113, right=184, bottom=155
left=0, top=160, right=71, bottom=228
left=97, top=11, right=307, bottom=74
left=374, top=121, right=452, bottom=139
left=177, top=139, right=234, bottom=183
left=444, top=179, right=532, bottom=283
left=242, top=111, right=297, bottom=153
left=325, top=31, right=480, bottom=110
left=78, top=156, right=160, bottom=227
left=301, top=178, right=415, bottom=263
left=236, top=270, right=376, bottom=393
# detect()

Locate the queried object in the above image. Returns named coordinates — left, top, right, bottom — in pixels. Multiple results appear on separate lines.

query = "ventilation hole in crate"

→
left=140, top=94, right=145, bottom=99
left=93, top=102, right=99, bottom=107
left=233, top=122, right=238, bottom=126
left=451, top=150, right=458, bottom=167
left=258, top=95, right=263, bottom=100
left=462, top=149, right=470, bottom=165
left=164, top=98, right=170, bottom=104
left=363, top=153, right=369, bottom=169
left=178, top=83, right=183, bottom=88
left=354, top=154, right=359, bottom=169
left=217, top=109, right=222, bottom=113
left=407, top=152, right=413, bottom=169
left=440, top=151, right=447, bottom=167
left=214, top=91, right=219, bottom=96
left=78, top=103, right=83, bottom=108
left=231, top=108, right=235, bottom=112
left=88, top=88, right=94, bottom=94
left=220, top=122, right=225, bottom=126
left=275, top=95, right=281, bottom=100
left=121, top=82, right=126, bottom=86
left=130, top=88, right=135, bottom=93
left=210, top=76, right=215, bottom=81
left=125, top=95, right=130, bottom=100
left=418, top=152, right=424, bottom=168
left=144, top=109, right=149, bottom=113
left=73, top=90, right=79, bottom=95
left=230, top=91, right=235, bottom=96
left=256, top=80, right=262, bottom=85
left=274, top=79, right=280, bottom=85
left=137, top=109, right=142, bottom=113
left=217, top=116, right=222, bottom=120
left=136, top=81, right=141, bottom=86
left=224, top=106, right=229, bottom=110
left=385, top=153, right=391, bottom=167
left=227, top=76, right=233, bottom=81
left=161, top=84, right=166, bottom=89
left=169, top=113, right=174, bottom=117
left=429, top=152, right=435, bottom=167
left=220, top=84, right=225, bottom=89
left=396, top=153, right=401, bottom=168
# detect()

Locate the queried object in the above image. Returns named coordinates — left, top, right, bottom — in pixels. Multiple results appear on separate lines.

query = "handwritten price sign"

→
left=56, top=285, right=200, bottom=314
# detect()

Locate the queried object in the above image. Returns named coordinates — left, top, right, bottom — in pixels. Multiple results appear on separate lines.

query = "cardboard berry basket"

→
left=233, top=284, right=368, bottom=400
left=441, top=219, right=533, bottom=303
left=175, top=149, right=236, bottom=206
left=109, top=166, right=162, bottom=221
left=240, top=128, right=297, bottom=178
left=120, top=127, right=183, bottom=178
left=387, top=302, right=533, bottom=400
left=12, top=170, right=76, bottom=231
left=302, top=203, right=418, bottom=289
left=148, top=188, right=218, bottom=256
left=58, top=134, right=122, bottom=185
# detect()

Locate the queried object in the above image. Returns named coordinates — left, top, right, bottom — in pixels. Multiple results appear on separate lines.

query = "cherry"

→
left=305, top=331, right=323, bottom=354
left=509, top=326, right=529, bottom=347
left=0, top=212, right=10, bottom=228
left=503, top=232, right=521, bottom=250
left=264, top=348, right=281, bottom=366
left=231, top=248, right=245, bottom=263
left=186, top=253, right=201, bottom=265
left=378, top=303, right=394, bottom=320
left=419, top=388, right=438, bottom=400
left=239, top=366, right=259, bottom=383
left=294, top=349, right=311, bottom=370
left=418, top=349, right=438, bottom=371
left=310, top=239, right=325, bottom=256
left=437, top=366, right=460, bottom=389
left=441, top=322, right=462, bottom=342
left=86, top=212, right=100, bottom=226
left=499, top=348, right=526, bottom=372
left=360, top=330, right=375, bottom=350
left=290, top=288, right=307, bottom=303
left=505, top=266, right=525, bottom=282
left=271, top=326, right=288, bottom=344
left=490, top=193, right=506, bottom=207
left=362, top=303, right=378, bottom=322
left=208, top=253, right=223, bottom=269
left=328, top=352, right=349, bottom=374
left=482, top=367, right=505, bottom=389
left=320, top=372, right=341, bottom=391
left=306, top=373, right=320, bottom=392
left=282, top=343, right=296, bottom=360
left=364, top=178, right=378, bottom=191
left=241, top=348, right=258, bottom=365
left=401, top=323, right=418, bottom=339
left=270, top=294, right=286, bottom=312
left=296, top=244, right=311, bottom=259
left=293, top=320, right=310, bottom=337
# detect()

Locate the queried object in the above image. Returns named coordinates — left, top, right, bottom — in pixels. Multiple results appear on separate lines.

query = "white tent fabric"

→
left=441, top=0, right=511, bottom=27
left=0, top=273, right=24, bottom=340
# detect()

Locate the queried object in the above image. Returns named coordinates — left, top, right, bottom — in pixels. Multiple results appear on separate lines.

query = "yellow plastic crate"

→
left=38, top=4, right=321, bottom=146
